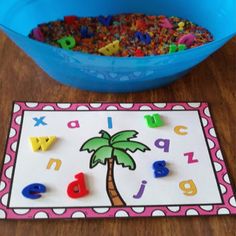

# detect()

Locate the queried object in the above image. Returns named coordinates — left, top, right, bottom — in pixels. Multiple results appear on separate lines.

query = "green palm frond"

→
left=90, top=146, right=113, bottom=168
left=114, top=149, right=136, bottom=170
left=99, top=130, right=111, bottom=139
left=111, top=130, right=138, bottom=144
left=80, top=137, right=109, bottom=153
left=112, top=141, right=150, bottom=153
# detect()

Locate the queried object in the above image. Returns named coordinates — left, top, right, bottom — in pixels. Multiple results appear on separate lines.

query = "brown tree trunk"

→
left=106, top=158, right=126, bottom=206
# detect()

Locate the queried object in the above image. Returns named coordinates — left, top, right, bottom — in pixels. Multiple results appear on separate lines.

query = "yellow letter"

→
left=29, top=136, right=57, bottom=152
left=98, top=40, right=120, bottom=56
left=179, top=179, right=197, bottom=196
left=174, top=125, right=188, bottom=135
left=47, top=159, right=62, bottom=171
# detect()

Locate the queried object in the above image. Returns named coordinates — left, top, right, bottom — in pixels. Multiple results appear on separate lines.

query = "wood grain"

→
left=0, top=30, right=235, bottom=236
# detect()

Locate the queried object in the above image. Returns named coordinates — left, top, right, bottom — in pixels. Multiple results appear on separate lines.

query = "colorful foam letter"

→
left=133, top=180, right=147, bottom=199
left=32, top=27, right=44, bottom=42
left=98, top=40, right=120, bottom=56
left=178, top=33, right=196, bottom=47
left=67, top=173, right=89, bottom=199
left=144, top=114, right=164, bottom=128
left=57, top=36, right=76, bottom=50
left=153, top=161, right=169, bottom=178
left=29, top=136, right=57, bottom=152
left=159, top=18, right=173, bottom=29
left=47, top=159, right=62, bottom=171
left=174, top=126, right=188, bottom=135
left=179, top=180, right=197, bottom=196
left=98, top=15, right=113, bottom=26
left=134, top=32, right=151, bottom=45
left=184, top=152, right=199, bottom=164
left=22, top=183, right=46, bottom=199
left=67, top=120, right=80, bottom=129
left=154, top=139, right=170, bottom=152
left=33, top=116, right=47, bottom=127
left=64, top=16, right=78, bottom=25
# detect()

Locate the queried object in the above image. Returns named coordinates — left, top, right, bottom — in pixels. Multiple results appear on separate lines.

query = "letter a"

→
left=29, top=136, right=57, bottom=152
left=67, top=120, right=80, bottom=129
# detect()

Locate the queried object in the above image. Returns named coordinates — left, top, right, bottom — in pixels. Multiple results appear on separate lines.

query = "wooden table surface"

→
left=0, top=31, right=235, bottom=236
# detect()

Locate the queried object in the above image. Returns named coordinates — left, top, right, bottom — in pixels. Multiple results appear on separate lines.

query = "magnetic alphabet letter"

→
left=98, top=40, right=120, bottom=56
left=47, top=159, right=62, bottom=171
left=144, top=113, right=164, bottom=128
left=67, top=173, right=89, bottom=199
left=22, top=183, right=46, bottom=199
left=67, top=120, right=80, bottom=129
left=174, top=126, right=188, bottom=135
left=154, top=139, right=170, bottom=152
left=57, top=36, right=76, bottom=50
left=29, top=136, right=57, bottom=152
left=153, top=161, right=169, bottom=178
left=179, top=179, right=197, bottom=196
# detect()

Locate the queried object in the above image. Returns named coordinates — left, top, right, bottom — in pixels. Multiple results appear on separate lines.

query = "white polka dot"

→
left=0, top=209, right=6, bottom=219
left=9, top=128, right=16, bottom=138
left=15, top=116, right=22, bottom=125
left=13, top=209, right=30, bottom=215
left=119, top=103, right=134, bottom=109
left=11, top=141, right=18, bottom=152
left=220, top=184, right=226, bottom=194
left=216, top=150, right=223, bottom=160
left=207, top=139, right=215, bottom=149
left=153, top=103, right=167, bottom=108
left=4, top=154, right=11, bottom=164
left=93, top=208, right=109, bottom=214
left=5, top=166, right=13, bottom=179
left=201, top=118, right=208, bottom=127
left=132, top=207, right=145, bottom=213
left=72, top=211, right=86, bottom=218
left=217, top=208, right=230, bottom=215
left=188, top=103, right=201, bottom=108
left=1, top=193, right=9, bottom=206
left=43, top=106, right=55, bottom=111
left=0, top=181, right=6, bottom=191
left=167, top=206, right=180, bottom=212
left=26, top=103, right=39, bottom=108
left=229, top=196, right=236, bottom=207
left=134, top=71, right=142, bottom=77
left=204, top=107, right=210, bottom=117
left=106, top=106, right=118, bottom=111
left=90, top=103, right=102, bottom=108
left=200, top=205, right=213, bottom=211
left=172, top=105, right=185, bottom=110
left=52, top=208, right=66, bottom=215
left=152, top=210, right=165, bottom=216
left=77, top=106, right=89, bottom=111
left=13, top=104, right=20, bottom=113
left=223, top=174, right=230, bottom=184
left=209, top=128, right=216, bottom=137
left=34, top=212, right=49, bottom=219
left=115, top=210, right=129, bottom=217
left=214, top=162, right=222, bottom=172
left=186, top=209, right=199, bottom=216
left=57, top=103, right=71, bottom=109
left=140, top=106, right=152, bottom=111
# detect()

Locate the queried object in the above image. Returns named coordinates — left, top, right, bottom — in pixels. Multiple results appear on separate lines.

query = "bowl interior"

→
left=0, top=0, right=236, bottom=40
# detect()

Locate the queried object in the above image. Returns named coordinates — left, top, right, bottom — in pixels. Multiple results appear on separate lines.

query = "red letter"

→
left=67, top=173, right=89, bottom=199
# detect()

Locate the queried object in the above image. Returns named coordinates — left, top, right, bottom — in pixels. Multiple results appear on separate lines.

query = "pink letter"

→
left=67, top=120, right=80, bottom=129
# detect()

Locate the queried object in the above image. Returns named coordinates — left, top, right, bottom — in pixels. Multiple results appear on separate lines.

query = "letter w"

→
left=29, top=136, right=57, bottom=152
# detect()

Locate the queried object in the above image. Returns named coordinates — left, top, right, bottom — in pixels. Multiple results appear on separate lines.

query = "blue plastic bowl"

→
left=0, top=0, right=236, bottom=92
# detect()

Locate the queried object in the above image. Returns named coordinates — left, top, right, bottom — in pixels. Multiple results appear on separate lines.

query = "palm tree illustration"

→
left=80, top=130, right=150, bottom=207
